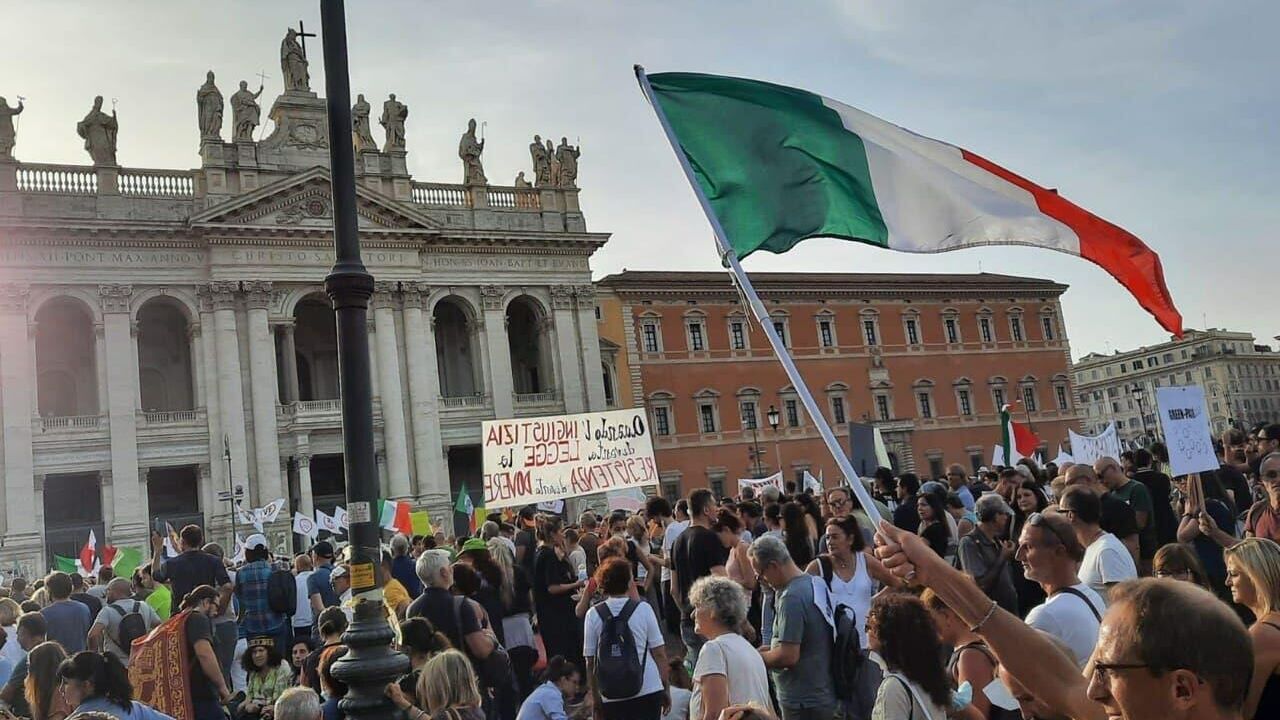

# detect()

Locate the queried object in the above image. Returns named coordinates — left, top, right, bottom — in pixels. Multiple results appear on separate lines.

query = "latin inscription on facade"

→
left=0, top=247, right=207, bottom=267
left=426, top=255, right=588, bottom=272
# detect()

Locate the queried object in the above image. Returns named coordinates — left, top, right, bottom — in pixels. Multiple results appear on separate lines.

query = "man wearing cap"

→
left=957, top=494, right=1018, bottom=614
left=307, top=541, right=339, bottom=618
left=330, top=564, right=354, bottom=623
left=236, top=533, right=288, bottom=655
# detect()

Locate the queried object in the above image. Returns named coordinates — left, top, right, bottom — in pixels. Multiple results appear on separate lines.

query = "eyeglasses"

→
left=1154, top=568, right=1192, bottom=579
left=1264, top=470, right=1280, bottom=481
left=829, top=497, right=849, bottom=507
left=1091, top=661, right=1151, bottom=684
left=1027, top=512, right=1075, bottom=547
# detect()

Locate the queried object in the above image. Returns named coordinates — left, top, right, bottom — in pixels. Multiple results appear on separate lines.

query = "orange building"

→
left=595, top=271, right=1082, bottom=499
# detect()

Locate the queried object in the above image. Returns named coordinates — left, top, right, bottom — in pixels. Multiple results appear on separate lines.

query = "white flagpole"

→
left=635, top=66, right=883, bottom=526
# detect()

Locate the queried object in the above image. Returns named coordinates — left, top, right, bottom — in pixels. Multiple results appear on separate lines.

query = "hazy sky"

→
left=4, top=1, right=1276, bottom=359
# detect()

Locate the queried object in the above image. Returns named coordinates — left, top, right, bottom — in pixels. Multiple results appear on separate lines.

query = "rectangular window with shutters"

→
left=863, top=320, right=878, bottom=346
left=1042, top=316, right=1055, bottom=340
left=772, top=321, right=787, bottom=347
left=980, top=318, right=993, bottom=343
left=653, top=407, right=671, bottom=436
left=1056, top=386, right=1068, bottom=410
left=958, top=390, right=972, bottom=416
left=730, top=322, right=746, bottom=350
left=993, top=388, right=1006, bottom=409
left=918, top=392, right=933, bottom=419
left=642, top=325, right=659, bottom=353
left=819, top=320, right=834, bottom=348
left=1011, top=318, right=1024, bottom=342
left=832, top=396, right=846, bottom=425
left=1023, top=386, right=1038, bottom=412
left=876, top=395, right=891, bottom=421
left=710, top=478, right=724, bottom=499
left=906, top=319, right=919, bottom=345
left=699, top=403, right=717, bottom=433
left=689, top=323, right=705, bottom=351
left=785, top=399, right=800, bottom=427
left=741, top=401, right=758, bottom=430
left=945, top=319, right=959, bottom=344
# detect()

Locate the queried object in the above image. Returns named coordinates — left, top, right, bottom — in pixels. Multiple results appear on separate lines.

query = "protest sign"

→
left=1068, top=423, right=1122, bottom=465
left=315, top=509, right=340, bottom=535
left=333, top=506, right=350, bottom=532
left=738, top=472, right=783, bottom=495
left=482, top=408, right=658, bottom=509
left=410, top=511, right=433, bottom=536
left=803, top=471, right=823, bottom=494
left=1155, top=385, right=1218, bottom=477
left=536, top=499, right=565, bottom=514
left=293, top=512, right=317, bottom=540
left=606, top=487, right=650, bottom=512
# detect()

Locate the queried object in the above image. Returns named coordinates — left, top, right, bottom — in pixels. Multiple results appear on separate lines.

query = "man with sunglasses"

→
left=1016, top=511, right=1104, bottom=669
left=1244, top=452, right=1280, bottom=542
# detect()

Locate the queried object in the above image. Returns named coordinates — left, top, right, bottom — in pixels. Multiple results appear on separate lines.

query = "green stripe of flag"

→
left=648, top=72, right=888, bottom=258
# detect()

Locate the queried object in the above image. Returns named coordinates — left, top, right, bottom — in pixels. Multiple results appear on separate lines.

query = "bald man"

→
left=1064, top=464, right=1139, bottom=568
left=87, top=577, right=162, bottom=665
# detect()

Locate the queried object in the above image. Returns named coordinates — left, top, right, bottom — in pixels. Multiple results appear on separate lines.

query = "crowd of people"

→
left=0, top=423, right=1278, bottom=720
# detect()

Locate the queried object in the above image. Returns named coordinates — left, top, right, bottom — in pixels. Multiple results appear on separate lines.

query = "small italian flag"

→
left=455, top=481, right=485, bottom=535
left=642, top=71, right=1183, bottom=335
left=1001, top=406, right=1042, bottom=465
left=380, top=499, right=413, bottom=536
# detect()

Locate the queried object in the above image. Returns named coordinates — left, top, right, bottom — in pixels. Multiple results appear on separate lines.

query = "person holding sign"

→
left=1175, top=473, right=1237, bottom=598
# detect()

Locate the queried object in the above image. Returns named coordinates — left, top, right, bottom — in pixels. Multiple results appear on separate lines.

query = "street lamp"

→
left=319, top=1, right=408, bottom=715
left=745, top=406, right=764, bottom=478
left=1130, top=384, right=1150, bottom=445
left=767, top=404, right=782, bottom=477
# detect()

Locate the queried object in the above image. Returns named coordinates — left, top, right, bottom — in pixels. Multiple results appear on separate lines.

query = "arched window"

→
left=507, top=296, right=552, bottom=395
left=294, top=295, right=339, bottom=401
left=137, top=299, right=195, bottom=411
left=34, top=297, right=98, bottom=416
left=434, top=297, right=480, bottom=397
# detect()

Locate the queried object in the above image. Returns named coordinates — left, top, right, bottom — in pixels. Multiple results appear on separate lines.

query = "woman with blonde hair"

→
left=1224, top=537, right=1280, bottom=719
left=0, top=598, right=23, bottom=669
left=23, top=641, right=71, bottom=720
left=387, top=649, right=484, bottom=720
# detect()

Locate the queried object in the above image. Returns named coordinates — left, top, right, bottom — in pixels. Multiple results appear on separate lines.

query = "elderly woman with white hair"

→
left=956, top=493, right=1019, bottom=614
left=686, top=576, right=771, bottom=720
left=274, top=686, right=322, bottom=720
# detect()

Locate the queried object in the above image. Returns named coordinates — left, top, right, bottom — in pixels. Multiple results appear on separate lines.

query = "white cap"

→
left=244, top=533, right=269, bottom=550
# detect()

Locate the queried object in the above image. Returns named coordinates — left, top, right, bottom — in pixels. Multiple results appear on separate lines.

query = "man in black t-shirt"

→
left=181, top=585, right=232, bottom=720
left=1065, top=464, right=1139, bottom=563
left=70, top=573, right=103, bottom=617
left=670, top=488, right=728, bottom=665
left=150, top=524, right=233, bottom=616
left=513, top=506, right=539, bottom=580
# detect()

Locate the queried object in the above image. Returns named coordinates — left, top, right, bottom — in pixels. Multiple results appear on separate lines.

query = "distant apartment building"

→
left=595, top=271, right=1081, bottom=499
left=1073, top=328, right=1280, bottom=445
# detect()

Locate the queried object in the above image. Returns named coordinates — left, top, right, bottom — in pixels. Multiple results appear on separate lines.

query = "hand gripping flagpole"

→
left=635, top=65, right=882, bottom=526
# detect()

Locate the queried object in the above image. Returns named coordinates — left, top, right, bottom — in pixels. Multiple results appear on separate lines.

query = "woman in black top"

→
left=1011, top=480, right=1050, bottom=616
left=532, top=514, right=585, bottom=667
left=781, top=501, right=816, bottom=568
left=916, top=492, right=952, bottom=559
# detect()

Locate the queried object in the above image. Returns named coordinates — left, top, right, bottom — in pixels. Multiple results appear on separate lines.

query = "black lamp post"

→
left=767, top=404, right=781, bottom=475
left=318, top=1, right=408, bottom=715
left=745, top=405, right=764, bottom=478
left=1131, top=384, right=1150, bottom=445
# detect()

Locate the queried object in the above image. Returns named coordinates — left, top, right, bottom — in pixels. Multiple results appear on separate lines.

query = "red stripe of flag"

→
left=960, top=150, right=1183, bottom=337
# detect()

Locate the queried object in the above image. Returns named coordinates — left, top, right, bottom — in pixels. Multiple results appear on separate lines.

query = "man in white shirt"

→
left=660, top=499, right=690, bottom=636
left=292, top=554, right=315, bottom=640
left=1014, top=510, right=1105, bottom=668
left=1058, top=485, right=1136, bottom=605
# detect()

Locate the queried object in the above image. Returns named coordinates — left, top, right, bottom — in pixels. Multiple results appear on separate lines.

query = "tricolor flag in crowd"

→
left=57, top=531, right=143, bottom=578
left=639, top=71, right=1183, bottom=335
left=455, top=481, right=486, bottom=534
left=381, top=499, right=413, bottom=536
left=1000, top=406, right=1042, bottom=465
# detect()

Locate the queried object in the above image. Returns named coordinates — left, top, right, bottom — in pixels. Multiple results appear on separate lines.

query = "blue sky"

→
left=4, top=1, right=1275, bottom=358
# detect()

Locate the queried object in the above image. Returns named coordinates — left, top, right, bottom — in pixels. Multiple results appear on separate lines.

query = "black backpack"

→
left=109, top=601, right=149, bottom=653
left=592, top=599, right=644, bottom=700
left=817, top=556, right=871, bottom=710
left=267, top=567, right=297, bottom=615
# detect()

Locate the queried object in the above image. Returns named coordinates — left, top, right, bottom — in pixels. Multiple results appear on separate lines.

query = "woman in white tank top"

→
left=806, top=515, right=902, bottom=647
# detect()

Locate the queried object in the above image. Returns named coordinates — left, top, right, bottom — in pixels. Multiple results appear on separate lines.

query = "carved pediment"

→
left=191, top=166, right=441, bottom=232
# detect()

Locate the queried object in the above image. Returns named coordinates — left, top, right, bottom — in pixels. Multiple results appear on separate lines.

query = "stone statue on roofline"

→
left=352, top=94, right=377, bottom=152
left=281, top=28, right=310, bottom=92
left=77, top=95, right=118, bottom=166
left=230, top=81, right=264, bottom=143
left=459, top=118, right=486, bottom=185
left=196, top=71, right=223, bottom=141
left=0, top=97, right=23, bottom=160
left=555, top=136, right=580, bottom=187
left=379, top=94, right=408, bottom=152
left=530, top=134, right=550, bottom=187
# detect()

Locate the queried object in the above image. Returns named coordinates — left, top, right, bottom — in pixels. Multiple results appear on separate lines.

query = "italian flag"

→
left=1001, top=406, right=1041, bottom=464
left=455, top=481, right=485, bottom=535
left=642, top=71, right=1183, bottom=335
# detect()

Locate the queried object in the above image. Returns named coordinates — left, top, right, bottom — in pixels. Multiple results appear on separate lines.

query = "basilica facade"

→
left=0, top=46, right=608, bottom=576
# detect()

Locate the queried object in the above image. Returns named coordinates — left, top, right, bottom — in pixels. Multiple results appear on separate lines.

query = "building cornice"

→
left=597, top=271, right=1066, bottom=300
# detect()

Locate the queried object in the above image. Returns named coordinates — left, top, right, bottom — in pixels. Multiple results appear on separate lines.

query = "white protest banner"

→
left=483, top=408, right=658, bottom=509
left=1051, top=445, right=1074, bottom=466
left=991, top=445, right=1006, bottom=468
left=236, top=503, right=261, bottom=532
left=606, top=487, right=650, bottom=512
left=333, top=506, right=350, bottom=532
left=738, top=472, right=784, bottom=495
left=261, top=498, right=286, bottom=524
left=1068, top=423, right=1122, bottom=465
left=803, top=471, right=823, bottom=494
left=292, top=512, right=317, bottom=540
left=315, top=509, right=340, bottom=535
left=1155, top=385, right=1218, bottom=477
left=536, top=499, right=565, bottom=514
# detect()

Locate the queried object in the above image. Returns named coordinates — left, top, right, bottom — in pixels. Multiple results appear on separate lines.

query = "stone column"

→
left=575, top=285, right=608, bottom=411
left=372, top=282, right=412, bottom=500
left=27, top=323, right=38, bottom=416
left=99, top=284, right=146, bottom=545
left=132, top=319, right=143, bottom=409
left=94, top=324, right=109, bottom=415
left=207, top=282, right=249, bottom=490
left=376, top=452, right=389, bottom=497
left=189, top=324, right=206, bottom=409
left=243, top=281, right=283, bottom=507
left=0, top=284, right=40, bottom=562
left=197, top=290, right=224, bottom=497
left=480, top=285, right=515, bottom=418
left=138, top=468, right=152, bottom=527
left=198, top=464, right=216, bottom=528
left=296, top=453, right=315, bottom=519
left=551, top=285, right=585, bottom=413
left=401, top=283, right=448, bottom=506
left=278, top=321, right=300, bottom=403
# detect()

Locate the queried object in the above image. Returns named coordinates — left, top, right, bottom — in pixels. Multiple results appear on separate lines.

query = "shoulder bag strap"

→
left=1056, top=587, right=1103, bottom=622
left=889, top=673, right=936, bottom=720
